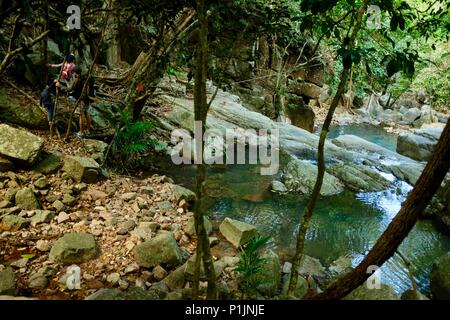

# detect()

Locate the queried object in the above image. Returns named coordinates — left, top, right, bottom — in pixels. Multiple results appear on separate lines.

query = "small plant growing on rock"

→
left=235, top=235, right=271, bottom=299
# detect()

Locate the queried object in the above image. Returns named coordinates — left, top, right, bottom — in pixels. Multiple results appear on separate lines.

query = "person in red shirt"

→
left=47, top=53, right=76, bottom=83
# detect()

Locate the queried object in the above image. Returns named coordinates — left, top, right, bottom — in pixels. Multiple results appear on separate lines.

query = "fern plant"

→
left=235, top=235, right=271, bottom=299
left=107, top=110, right=165, bottom=170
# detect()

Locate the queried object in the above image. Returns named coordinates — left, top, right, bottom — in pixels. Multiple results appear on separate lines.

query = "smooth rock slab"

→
left=133, top=232, right=184, bottom=268
left=49, top=232, right=100, bottom=265
left=282, top=159, right=344, bottom=196
left=219, top=217, right=257, bottom=248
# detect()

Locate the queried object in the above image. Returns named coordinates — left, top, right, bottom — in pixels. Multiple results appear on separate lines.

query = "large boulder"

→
left=288, top=82, right=324, bottom=99
left=430, top=252, right=450, bottom=300
left=0, top=124, right=44, bottom=165
left=0, top=267, right=16, bottom=296
left=256, top=250, right=281, bottom=297
left=343, top=283, right=399, bottom=300
left=0, top=88, right=48, bottom=130
left=219, top=217, right=257, bottom=248
left=62, top=156, right=100, bottom=183
left=15, top=187, right=40, bottom=210
left=413, top=105, right=438, bottom=128
left=286, top=104, right=315, bottom=133
left=402, top=107, right=421, bottom=124
left=133, top=232, right=184, bottom=268
left=396, top=127, right=442, bottom=161
left=328, top=164, right=391, bottom=192
left=49, top=232, right=100, bottom=265
left=282, top=159, right=344, bottom=196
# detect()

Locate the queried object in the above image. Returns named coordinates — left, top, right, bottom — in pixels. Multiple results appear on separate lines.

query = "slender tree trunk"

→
left=192, top=0, right=217, bottom=300
left=287, top=0, right=369, bottom=296
left=105, top=0, right=121, bottom=67
left=311, top=119, right=450, bottom=299
left=42, top=0, right=49, bottom=86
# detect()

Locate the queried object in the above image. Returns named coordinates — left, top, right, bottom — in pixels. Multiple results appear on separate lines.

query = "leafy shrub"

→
left=235, top=235, right=271, bottom=299
left=107, top=110, right=165, bottom=170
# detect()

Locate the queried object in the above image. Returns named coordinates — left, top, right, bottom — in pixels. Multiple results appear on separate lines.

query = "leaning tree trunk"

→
left=192, top=0, right=217, bottom=300
left=123, top=8, right=195, bottom=119
left=287, top=0, right=369, bottom=296
left=310, top=119, right=450, bottom=300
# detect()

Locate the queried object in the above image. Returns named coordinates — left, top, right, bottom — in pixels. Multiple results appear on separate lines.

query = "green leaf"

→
left=21, top=253, right=35, bottom=259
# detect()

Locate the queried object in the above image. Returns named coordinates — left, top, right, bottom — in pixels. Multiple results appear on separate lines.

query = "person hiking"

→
left=47, top=53, right=76, bottom=84
left=56, top=66, right=95, bottom=137
left=40, top=81, right=56, bottom=126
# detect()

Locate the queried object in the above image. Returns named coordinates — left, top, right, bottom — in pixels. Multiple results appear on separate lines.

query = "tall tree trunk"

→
left=311, top=119, right=450, bottom=299
left=287, top=0, right=369, bottom=296
left=105, top=0, right=121, bottom=67
left=192, top=0, right=217, bottom=300
left=42, top=0, right=49, bottom=86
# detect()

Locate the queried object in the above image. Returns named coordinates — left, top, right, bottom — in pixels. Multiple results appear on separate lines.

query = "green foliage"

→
left=235, top=235, right=271, bottom=298
left=108, top=110, right=165, bottom=170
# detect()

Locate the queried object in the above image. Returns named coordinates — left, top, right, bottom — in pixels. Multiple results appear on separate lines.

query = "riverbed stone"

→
left=270, top=180, right=287, bottom=193
left=172, top=184, right=196, bottom=203
left=397, top=127, right=442, bottom=161
left=32, top=153, right=61, bottom=174
left=162, top=266, right=186, bottom=290
left=30, top=210, right=55, bottom=226
left=343, top=283, right=399, bottom=300
left=0, top=267, right=16, bottom=295
left=134, top=232, right=183, bottom=268
left=219, top=217, right=257, bottom=248
left=184, top=216, right=212, bottom=237
left=281, top=273, right=308, bottom=298
left=256, top=250, right=281, bottom=297
left=15, top=187, right=40, bottom=210
left=62, top=193, right=77, bottom=206
left=33, top=177, right=49, bottom=189
left=0, top=124, right=44, bottom=165
left=430, top=252, right=450, bottom=300
left=328, top=164, right=391, bottom=192
left=0, top=215, right=27, bottom=231
left=49, top=232, right=100, bottom=265
left=62, top=156, right=100, bottom=183
left=282, top=159, right=344, bottom=196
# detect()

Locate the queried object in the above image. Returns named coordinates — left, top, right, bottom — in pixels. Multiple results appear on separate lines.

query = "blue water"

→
left=317, top=124, right=398, bottom=151
left=158, top=124, right=449, bottom=297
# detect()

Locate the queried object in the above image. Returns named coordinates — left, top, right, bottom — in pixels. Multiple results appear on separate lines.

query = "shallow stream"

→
left=159, top=124, right=450, bottom=296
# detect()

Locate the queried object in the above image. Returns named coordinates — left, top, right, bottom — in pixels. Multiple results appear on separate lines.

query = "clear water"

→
left=156, top=125, right=450, bottom=297
left=316, top=123, right=398, bottom=151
